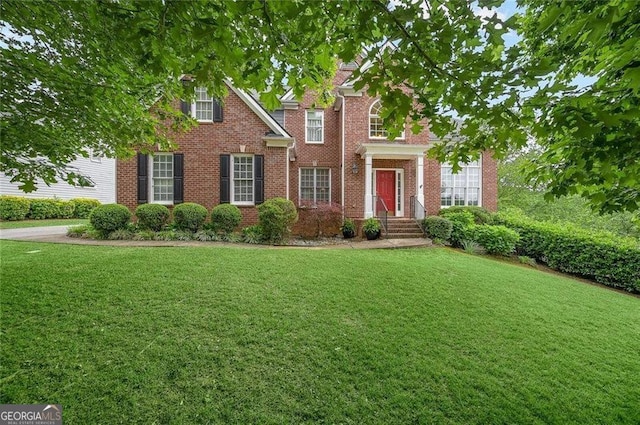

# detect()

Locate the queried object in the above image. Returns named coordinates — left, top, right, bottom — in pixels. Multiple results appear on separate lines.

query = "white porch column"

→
left=364, top=154, right=374, bottom=218
left=416, top=155, right=425, bottom=219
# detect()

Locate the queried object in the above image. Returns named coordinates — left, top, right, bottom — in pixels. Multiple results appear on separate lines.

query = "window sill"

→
left=305, top=141, right=324, bottom=145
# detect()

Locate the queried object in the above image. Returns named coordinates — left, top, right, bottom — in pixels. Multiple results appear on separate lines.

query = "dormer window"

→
left=192, top=87, right=223, bottom=122
left=369, top=100, right=404, bottom=139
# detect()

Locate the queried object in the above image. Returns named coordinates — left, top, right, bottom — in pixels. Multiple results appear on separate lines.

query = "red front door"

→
left=376, top=170, right=396, bottom=216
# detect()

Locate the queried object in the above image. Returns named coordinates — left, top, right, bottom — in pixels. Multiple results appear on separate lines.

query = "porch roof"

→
left=355, top=143, right=431, bottom=160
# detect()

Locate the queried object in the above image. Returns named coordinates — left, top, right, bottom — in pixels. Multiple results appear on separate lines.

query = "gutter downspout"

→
left=337, top=92, right=346, bottom=218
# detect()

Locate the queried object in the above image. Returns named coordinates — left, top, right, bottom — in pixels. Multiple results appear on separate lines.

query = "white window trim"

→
left=299, top=167, right=331, bottom=205
left=192, top=87, right=214, bottom=122
left=89, top=149, right=102, bottom=163
left=305, top=110, right=324, bottom=144
left=231, top=154, right=255, bottom=206
left=372, top=168, right=404, bottom=217
left=149, top=153, right=174, bottom=205
left=440, top=158, right=482, bottom=208
left=368, top=100, right=405, bottom=140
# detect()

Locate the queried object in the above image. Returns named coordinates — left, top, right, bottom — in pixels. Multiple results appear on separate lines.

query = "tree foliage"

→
left=1, top=0, right=638, bottom=212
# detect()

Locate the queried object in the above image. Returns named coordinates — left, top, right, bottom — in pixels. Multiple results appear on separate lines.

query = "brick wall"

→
left=117, top=87, right=288, bottom=227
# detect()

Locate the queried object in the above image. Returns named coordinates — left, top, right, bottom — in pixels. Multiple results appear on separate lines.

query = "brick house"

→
left=117, top=62, right=497, bottom=234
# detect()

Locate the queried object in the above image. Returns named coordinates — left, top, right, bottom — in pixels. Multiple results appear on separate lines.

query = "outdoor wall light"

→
left=352, top=162, right=359, bottom=174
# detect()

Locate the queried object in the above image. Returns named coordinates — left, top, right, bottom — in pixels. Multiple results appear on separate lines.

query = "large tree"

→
left=1, top=0, right=638, bottom=212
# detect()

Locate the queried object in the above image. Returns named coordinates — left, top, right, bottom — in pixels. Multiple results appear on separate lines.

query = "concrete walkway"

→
left=0, top=225, right=432, bottom=249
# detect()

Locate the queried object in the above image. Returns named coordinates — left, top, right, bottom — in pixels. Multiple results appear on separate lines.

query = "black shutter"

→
left=220, top=154, right=230, bottom=203
left=213, top=99, right=223, bottom=122
left=137, top=153, right=148, bottom=204
left=180, top=100, right=190, bottom=116
left=173, top=153, right=184, bottom=204
left=254, top=155, right=264, bottom=205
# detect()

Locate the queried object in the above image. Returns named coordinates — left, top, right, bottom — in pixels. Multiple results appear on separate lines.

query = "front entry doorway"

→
left=375, top=170, right=396, bottom=216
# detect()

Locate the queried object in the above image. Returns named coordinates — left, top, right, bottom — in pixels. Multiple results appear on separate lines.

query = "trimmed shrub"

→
left=89, top=204, right=132, bottom=236
left=29, top=199, right=61, bottom=219
left=173, top=202, right=208, bottom=232
left=71, top=198, right=100, bottom=218
left=422, top=216, right=453, bottom=241
left=469, top=224, right=520, bottom=256
left=0, top=196, right=31, bottom=220
left=135, top=204, right=170, bottom=231
left=439, top=210, right=474, bottom=247
left=58, top=200, right=75, bottom=218
left=257, top=197, right=298, bottom=243
left=495, top=211, right=640, bottom=293
left=440, top=206, right=494, bottom=225
left=210, top=204, right=242, bottom=234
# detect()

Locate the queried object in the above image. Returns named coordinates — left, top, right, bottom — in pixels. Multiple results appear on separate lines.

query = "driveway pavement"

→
left=0, top=225, right=74, bottom=242
left=0, top=225, right=432, bottom=249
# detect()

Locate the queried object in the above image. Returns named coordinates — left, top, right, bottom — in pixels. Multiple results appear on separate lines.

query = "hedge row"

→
left=0, top=196, right=101, bottom=220
left=87, top=199, right=298, bottom=244
left=495, top=211, right=640, bottom=293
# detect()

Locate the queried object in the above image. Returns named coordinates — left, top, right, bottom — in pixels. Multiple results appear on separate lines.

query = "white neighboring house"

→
left=0, top=154, right=116, bottom=204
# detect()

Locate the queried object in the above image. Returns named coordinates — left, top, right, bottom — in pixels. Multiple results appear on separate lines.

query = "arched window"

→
left=369, top=100, right=387, bottom=138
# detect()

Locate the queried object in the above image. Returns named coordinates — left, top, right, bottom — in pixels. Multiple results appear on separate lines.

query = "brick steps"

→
left=383, top=218, right=424, bottom=239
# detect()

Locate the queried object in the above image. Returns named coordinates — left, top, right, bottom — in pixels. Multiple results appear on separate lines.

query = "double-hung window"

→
left=152, top=153, right=174, bottom=203
left=194, top=87, right=213, bottom=121
left=440, top=160, right=481, bottom=207
left=305, top=110, right=324, bottom=143
left=300, top=168, right=330, bottom=204
left=232, top=155, right=254, bottom=205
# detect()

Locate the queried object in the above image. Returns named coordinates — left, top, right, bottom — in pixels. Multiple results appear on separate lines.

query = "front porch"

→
left=355, top=143, right=431, bottom=219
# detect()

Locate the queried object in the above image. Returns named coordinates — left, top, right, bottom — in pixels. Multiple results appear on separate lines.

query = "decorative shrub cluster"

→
left=468, top=224, right=519, bottom=256
left=0, top=195, right=101, bottom=220
left=257, top=197, right=298, bottom=243
left=496, top=211, right=640, bottom=293
left=89, top=204, right=132, bottom=236
left=210, top=204, right=242, bottom=234
left=296, top=201, right=342, bottom=238
left=437, top=207, right=517, bottom=255
left=0, top=196, right=31, bottom=220
left=439, top=209, right=475, bottom=247
left=135, top=204, right=170, bottom=231
left=421, top=216, right=453, bottom=241
left=173, top=202, right=208, bottom=232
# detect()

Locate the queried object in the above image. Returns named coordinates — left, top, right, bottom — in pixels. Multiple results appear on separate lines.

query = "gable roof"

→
left=225, top=81, right=292, bottom=138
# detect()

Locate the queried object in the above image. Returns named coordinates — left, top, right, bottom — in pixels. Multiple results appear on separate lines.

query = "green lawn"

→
left=0, top=219, right=88, bottom=229
left=1, top=242, right=639, bottom=424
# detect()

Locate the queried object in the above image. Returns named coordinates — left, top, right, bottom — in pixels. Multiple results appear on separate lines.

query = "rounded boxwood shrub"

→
left=135, top=203, right=170, bottom=231
left=469, top=224, right=520, bottom=256
left=211, top=204, right=242, bottom=234
left=257, top=197, right=298, bottom=243
left=89, top=204, right=132, bottom=236
left=422, top=216, right=453, bottom=241
left=0, top=196, right=31, bottom=221
left=71, top=198, right=101, bottom=218
left=173, top=202, right=208, bottom=232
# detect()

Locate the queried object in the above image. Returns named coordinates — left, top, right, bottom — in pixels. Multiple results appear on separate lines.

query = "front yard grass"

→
left=1, top=241, right=639, bottom=424
left=0, top=219, right=88, bottom=229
